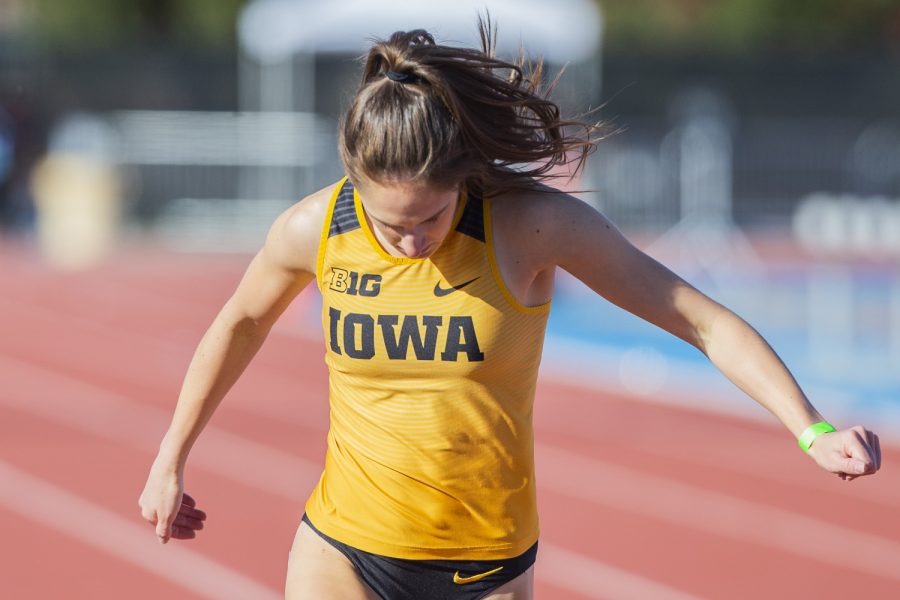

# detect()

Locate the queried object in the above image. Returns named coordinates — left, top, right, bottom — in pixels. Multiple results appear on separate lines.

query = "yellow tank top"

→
left=304, top=177, right=550, bottom=560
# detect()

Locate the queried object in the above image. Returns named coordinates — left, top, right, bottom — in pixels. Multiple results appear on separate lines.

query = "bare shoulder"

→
left=490, top=183, right=617, bottom=271
left=491, top=182, right=595, bottom=220
left=263, top=181, right=337, bottom=274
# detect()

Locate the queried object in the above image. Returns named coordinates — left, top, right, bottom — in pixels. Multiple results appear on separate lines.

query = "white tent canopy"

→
left=233, top=0, right=604, bottom=199
left=237, top=0, right=604, bottom=113
left=239, top=0, right=603, bottom=65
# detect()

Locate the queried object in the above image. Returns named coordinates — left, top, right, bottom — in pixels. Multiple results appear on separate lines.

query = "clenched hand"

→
left=139, top=467, right=207, bottom=543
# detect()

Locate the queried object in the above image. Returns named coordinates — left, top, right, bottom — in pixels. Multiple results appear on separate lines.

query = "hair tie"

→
left=386, top=69, right=416, bottom=83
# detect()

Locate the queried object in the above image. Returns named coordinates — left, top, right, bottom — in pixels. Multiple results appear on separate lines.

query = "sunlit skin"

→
left=141, top=176, right=882, bottom=600
left=355, top=179, right=461, bottom=259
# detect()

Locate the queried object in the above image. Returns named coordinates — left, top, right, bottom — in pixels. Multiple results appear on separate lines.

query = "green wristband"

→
left=798, top=422, right=836, bottom=453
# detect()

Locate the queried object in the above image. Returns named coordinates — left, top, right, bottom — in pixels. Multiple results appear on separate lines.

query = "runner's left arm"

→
left=525, top=191, right=881, bottom=479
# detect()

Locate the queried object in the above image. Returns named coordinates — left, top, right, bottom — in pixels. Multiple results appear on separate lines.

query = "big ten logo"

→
left=329, top=268, right=382, bottom=297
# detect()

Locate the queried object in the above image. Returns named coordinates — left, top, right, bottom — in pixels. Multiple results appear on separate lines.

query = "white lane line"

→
left=6, top=290, right=900, bottom=482
left=0, top=354, right=322, bottom=499
left=0, top=295, right=315, bottom=427
left=6, top=352, right=900, bottom=589
left=536, top=443, right=900, bottom=583
left=0, top=460, right=282, bottom=600
left=1, top=353, right=708, bottom=599
left=538, top=542, right=706, bottom=600
left=10, top=350, right=900, bottom=579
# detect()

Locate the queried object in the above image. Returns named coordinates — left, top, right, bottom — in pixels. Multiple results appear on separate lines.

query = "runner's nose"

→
left=399, top=233, right=429, bottom=258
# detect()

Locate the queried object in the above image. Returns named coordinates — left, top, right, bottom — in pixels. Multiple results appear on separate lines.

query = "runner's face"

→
left=356, top=179, right=461, bottom=259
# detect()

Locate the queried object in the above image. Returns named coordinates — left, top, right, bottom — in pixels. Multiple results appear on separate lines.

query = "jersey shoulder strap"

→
left=327, top=178, right=359, bottom=238
left=454, top=188, right=485, bottom=242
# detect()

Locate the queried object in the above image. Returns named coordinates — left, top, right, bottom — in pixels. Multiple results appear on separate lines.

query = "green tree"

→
left=27, top=0, right=247, bottom=50
left=599, top=0, right=900, bottom=54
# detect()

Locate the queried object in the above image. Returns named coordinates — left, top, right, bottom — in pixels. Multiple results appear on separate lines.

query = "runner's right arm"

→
left=138, top=184, right=332, bottom=543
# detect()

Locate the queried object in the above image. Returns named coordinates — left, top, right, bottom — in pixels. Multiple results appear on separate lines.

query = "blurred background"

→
left=2, top=1, right=899, bottom=599
left=2, top=0, right=898, bottom=430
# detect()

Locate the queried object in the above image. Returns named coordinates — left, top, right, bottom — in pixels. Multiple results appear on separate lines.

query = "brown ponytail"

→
left=338, top=14, right=604, bottom=196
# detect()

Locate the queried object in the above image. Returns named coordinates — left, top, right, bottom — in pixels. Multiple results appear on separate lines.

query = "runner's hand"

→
left=139, top=467, right=206, bottom=543
left=807, top=426, right=881, bottom=481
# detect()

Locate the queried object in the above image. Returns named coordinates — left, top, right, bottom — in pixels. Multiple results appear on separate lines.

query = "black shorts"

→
left=301, top=514, right=537, bottom=600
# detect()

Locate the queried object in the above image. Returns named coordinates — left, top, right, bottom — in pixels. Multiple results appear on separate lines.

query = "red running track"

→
left=1, top=244, right=898, bottom=600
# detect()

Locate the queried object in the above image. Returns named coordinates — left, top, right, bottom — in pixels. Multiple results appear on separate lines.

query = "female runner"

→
left=139, top=18, right=882, bottom=600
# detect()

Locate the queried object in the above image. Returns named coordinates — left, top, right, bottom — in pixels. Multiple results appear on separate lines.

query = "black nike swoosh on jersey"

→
left=433, top=277, right=479, bottom=297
